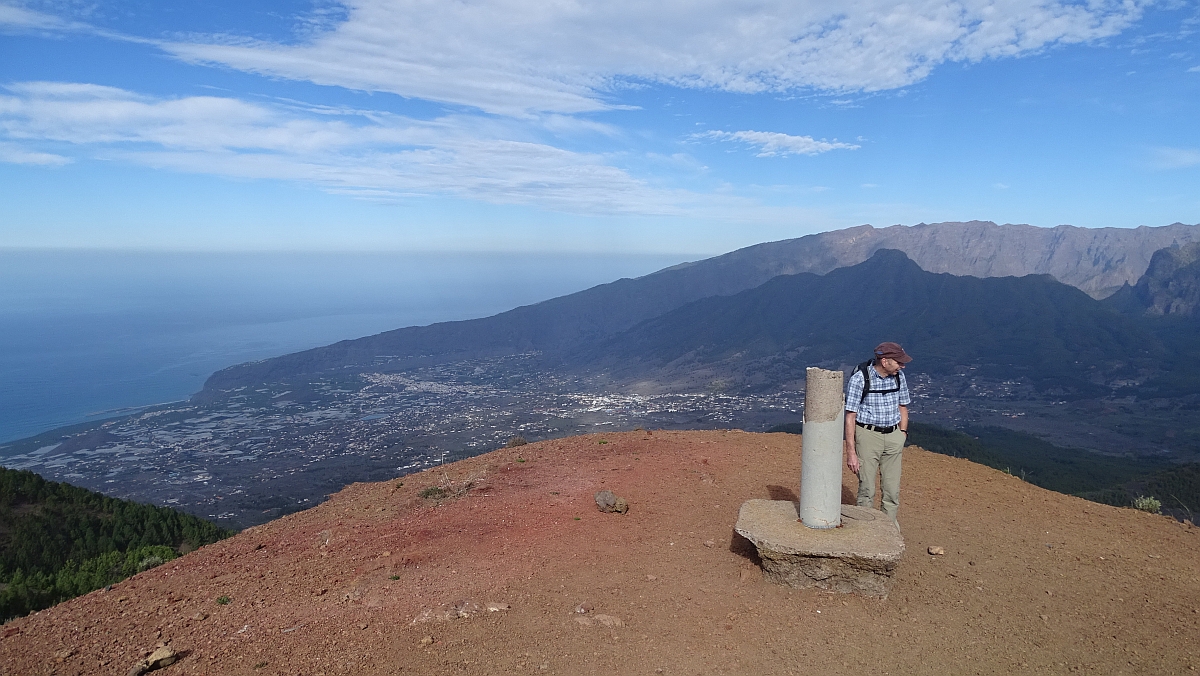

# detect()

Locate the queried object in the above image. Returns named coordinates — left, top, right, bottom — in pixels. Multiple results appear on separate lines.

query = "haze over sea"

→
left=0, top=249, right=690, bottom=443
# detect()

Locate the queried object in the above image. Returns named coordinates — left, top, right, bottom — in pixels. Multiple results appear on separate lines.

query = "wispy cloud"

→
left=1150, top=146, right=1200, bottom=169
left=0, top=82, right=723, bottom=215
left=0, top=3, right=110, bottom=35
left=698, top=130, right=858, bottom=157
left=0, top=4, right=69, bottom=30
left=0, top=141, right=70, bottom=166
left=148, top=0, right=1150, bottom=115
left=1189, top=65, right=1200, bottom=72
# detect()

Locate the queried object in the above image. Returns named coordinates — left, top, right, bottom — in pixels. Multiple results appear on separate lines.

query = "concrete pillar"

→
left=799, top=367, right=845, bottom=529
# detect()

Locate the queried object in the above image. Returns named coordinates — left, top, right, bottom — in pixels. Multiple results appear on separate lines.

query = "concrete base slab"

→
left=734, top=500, right=904, bottom=598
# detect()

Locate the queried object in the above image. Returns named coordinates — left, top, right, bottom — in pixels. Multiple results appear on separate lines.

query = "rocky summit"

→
left=2, top=430, right=1198, bottom=675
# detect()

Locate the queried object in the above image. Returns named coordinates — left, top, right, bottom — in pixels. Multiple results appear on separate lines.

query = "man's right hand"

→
left=845, top=440, right=860, bottom=473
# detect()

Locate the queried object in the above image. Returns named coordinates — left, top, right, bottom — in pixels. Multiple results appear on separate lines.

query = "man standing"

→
left=844, top=342, right=912, bottom=521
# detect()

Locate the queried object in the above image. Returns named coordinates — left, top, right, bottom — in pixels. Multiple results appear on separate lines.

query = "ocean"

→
left=0, top=250, right=692, bottom=443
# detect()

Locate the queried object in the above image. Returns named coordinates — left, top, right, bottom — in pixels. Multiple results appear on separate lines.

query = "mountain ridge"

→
left=669, top=220, right=1200, bottom=299
left=200, top=221, right=1199, bottom=394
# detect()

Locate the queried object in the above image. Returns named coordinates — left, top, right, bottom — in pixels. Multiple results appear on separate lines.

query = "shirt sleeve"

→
left=845, top=369, right=864, bottom=414
left=898, top=371, right=911, bottom=406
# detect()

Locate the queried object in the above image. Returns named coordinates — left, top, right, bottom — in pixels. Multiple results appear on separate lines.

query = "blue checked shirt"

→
left=844, top=365, right=911, bottom=426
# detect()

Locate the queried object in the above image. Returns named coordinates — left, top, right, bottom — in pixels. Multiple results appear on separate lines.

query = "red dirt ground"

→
left=2, top=430, right=1198, bottom=675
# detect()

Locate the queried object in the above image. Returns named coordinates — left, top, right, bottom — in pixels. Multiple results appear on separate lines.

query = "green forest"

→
left=0, top=468, right=234, bottom=621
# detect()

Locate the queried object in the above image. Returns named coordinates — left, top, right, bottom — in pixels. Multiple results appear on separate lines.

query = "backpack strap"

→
left=856, top=360, right=873, bottom=403
left=857, top=359, right=901, bottom=403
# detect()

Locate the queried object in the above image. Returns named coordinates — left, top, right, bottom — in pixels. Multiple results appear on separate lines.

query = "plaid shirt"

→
left=844, top=364, right=911, bottom=426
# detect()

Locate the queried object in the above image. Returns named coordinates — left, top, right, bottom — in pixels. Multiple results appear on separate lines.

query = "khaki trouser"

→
left=855, top=426, right=905, bottom=520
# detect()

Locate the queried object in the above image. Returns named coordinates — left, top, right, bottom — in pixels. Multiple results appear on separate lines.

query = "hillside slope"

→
left=2, top=431, right=1197, bottom=675
left=200, top=221, right=1198, bottom=393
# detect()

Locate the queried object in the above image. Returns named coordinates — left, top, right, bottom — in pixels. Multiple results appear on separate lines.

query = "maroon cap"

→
left=874, top=342, right=912, bottom=364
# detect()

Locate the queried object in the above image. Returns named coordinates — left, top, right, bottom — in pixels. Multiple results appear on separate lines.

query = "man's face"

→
left=878, top=357, right=905, bottom=376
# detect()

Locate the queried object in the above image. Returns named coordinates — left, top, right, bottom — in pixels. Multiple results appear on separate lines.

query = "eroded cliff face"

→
left=740, top=221, right=1200, bottom=299
left=1110, top=241, right=1200, bottom=317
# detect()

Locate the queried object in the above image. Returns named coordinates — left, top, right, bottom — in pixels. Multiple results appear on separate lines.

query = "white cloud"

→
left=0, top=141, right=70, bottom=166
left=1150, top=146, right=1200, bottom=169
left=699, top=130, right=858, bottom=157
left=158, top=0, right=1151, bottom=115
left=1189, top=65, right=1200, bottom=72
left=0, top=82, right=713, bottom=214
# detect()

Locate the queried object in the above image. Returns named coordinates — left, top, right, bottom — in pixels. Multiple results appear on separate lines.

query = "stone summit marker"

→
left=736, top=367, right=904, bottom=597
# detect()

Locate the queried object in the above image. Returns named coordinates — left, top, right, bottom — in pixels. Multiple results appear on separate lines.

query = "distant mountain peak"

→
left=584, top=243, right=1155, bottom=395
left=861, top=247, right=919, bottom=266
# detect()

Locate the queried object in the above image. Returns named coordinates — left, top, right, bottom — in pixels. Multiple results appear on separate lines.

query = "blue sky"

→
left=1, top=0, right=1198, bottom=254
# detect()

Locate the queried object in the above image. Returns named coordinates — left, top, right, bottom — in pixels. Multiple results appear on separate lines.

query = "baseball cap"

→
left=874, top=342, right=912, bottom=364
